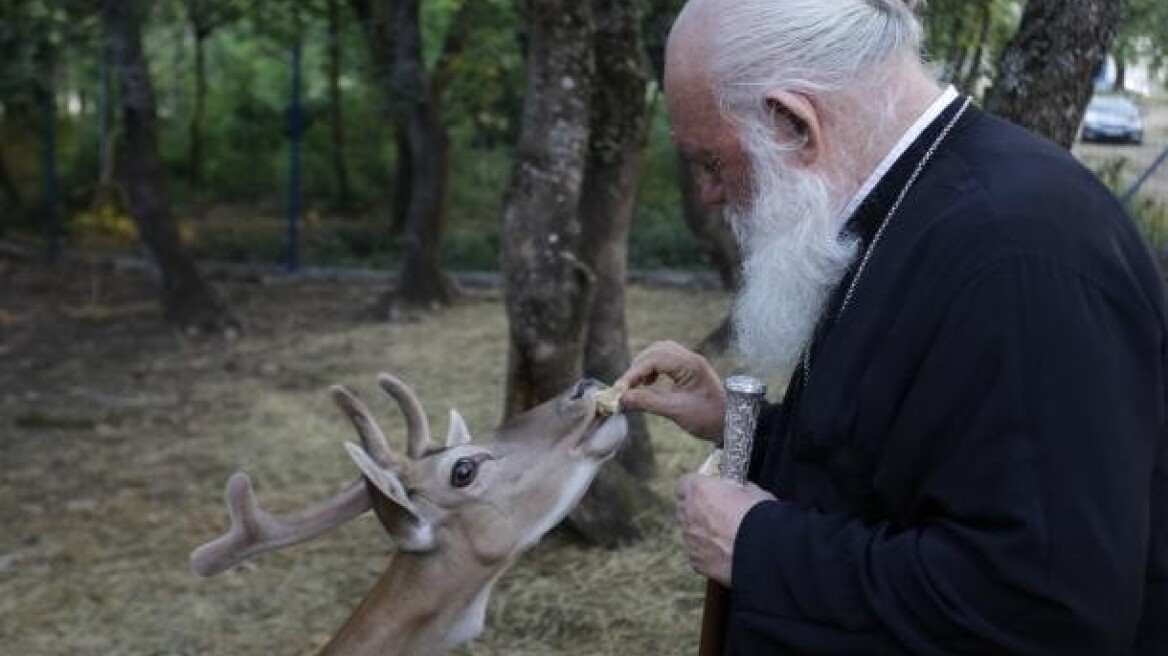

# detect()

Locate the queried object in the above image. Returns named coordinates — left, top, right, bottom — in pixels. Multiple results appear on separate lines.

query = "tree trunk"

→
left=327, top=0, right=352, bottom=210
left=0, top=158, right=20, bottom=219
left=189, top=31, right=207, bottom=187
left=579, top=0, right=654, bottom=477
left=348, top=0, right=405, bottom=230
left=1113, top=44, right=1128, bottom=92
left=103, top=0, right=234, bottom=333
left=390, top=124, right=411, bottom=237
left=984, top=0, right=1126, bottom=149
left=568, top=0, right=660, bottom=546
left=501, top=1, right=596, bottom=419
left=382, top=0, right=456, bottom=315
left=350, top=0, right=455, bottom=314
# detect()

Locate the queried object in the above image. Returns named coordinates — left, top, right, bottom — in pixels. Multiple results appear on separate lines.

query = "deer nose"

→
left=571, top=378, right=602, bottom=401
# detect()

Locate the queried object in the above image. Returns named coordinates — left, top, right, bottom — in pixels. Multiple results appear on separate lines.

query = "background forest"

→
left=2, top=0, right=1166, bottom=276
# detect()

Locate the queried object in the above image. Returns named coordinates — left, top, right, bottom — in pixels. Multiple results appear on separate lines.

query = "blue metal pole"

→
left=286, top=10, right=304, bottom=273
left=1122, top=145, right=1168, bottom=206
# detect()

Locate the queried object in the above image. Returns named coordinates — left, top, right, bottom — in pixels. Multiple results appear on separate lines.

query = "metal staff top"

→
left=720, top=375, right=767, bottom=484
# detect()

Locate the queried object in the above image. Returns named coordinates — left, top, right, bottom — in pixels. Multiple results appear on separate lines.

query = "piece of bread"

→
left=595, top=381, right=627, bottom=416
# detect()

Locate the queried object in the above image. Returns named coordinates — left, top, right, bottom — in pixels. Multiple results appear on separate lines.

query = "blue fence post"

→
left=286, top=5, right=304, bottom=274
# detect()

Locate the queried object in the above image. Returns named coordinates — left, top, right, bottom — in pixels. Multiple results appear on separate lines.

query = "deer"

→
left=189, top=373, right=628, bottom=656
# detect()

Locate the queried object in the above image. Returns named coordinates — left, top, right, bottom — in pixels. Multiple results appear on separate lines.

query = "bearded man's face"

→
left=662, top=30, right=859, bottom=384
left=729, top=136, right=860, bottom=385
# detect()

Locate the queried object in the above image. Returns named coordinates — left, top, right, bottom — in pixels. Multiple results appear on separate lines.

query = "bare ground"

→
left=0, top=258, right=732, bottom=655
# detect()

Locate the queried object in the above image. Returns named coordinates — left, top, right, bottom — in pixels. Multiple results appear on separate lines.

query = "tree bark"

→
left=391, top=125, right=411, bottom=237
left=984, top=0, right=1127, bottom=149
left=501, top=1, right=597, bottom=419
left=326, top=0, right=352, bottom=210
left=383, top=0, right=456, bottom=314
left=579, top=0, right=653, bottom=476
left=183, top=0, right=237, bottom=188
left=103, top=0, right=234, bottom=333
left=348, top=0, right=405, bottom=231
left=569, top=0, right=659, bottom=545
left=350, top=0, right=456, bottom=315
left=0, top=158, right=20, bottom=219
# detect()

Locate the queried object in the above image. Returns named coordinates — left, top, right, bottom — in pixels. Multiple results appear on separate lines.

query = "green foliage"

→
left=1116, top=0, right=1168, bottom=69
left=0, top=0, right=703, bottom=273
left=439, top=0, right=525, bottom=146
left=919, top=0, right=1019, bottom=93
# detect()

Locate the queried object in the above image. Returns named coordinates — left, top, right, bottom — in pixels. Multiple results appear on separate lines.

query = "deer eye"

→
left=450, top=457, right=478, bottom=488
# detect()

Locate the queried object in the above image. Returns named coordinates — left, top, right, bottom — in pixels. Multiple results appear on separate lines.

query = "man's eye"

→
left=450, top=457, right=478, bottom=488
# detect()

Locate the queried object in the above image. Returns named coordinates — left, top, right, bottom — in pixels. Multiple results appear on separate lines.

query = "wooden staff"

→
left=697, top=375, right=767, bottom=656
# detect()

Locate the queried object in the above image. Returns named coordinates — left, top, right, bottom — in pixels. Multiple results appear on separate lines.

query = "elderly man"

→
left=617, top=0, right=1168, bottom=653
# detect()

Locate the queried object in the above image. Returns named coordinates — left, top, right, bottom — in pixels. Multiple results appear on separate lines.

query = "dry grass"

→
left=0, top=260, right=733, bottom=655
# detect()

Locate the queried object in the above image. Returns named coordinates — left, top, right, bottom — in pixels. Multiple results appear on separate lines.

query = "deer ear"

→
left=344, top=442, right=435, bottom=551
left=446, top=409, right=472, bottom=448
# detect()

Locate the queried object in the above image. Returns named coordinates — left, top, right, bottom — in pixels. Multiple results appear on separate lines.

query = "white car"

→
left=1081, top=96, right=1145, bottom=145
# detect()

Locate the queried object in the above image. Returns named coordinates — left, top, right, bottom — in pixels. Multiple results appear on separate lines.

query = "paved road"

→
left=1074, top=98, right=1168, bottom=203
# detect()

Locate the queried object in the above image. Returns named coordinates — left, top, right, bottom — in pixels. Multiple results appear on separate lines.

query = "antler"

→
left=191, top=374, right=440, bottom=576
left=377, top=373, right=432, bottom=458
left=190, top=473, right=370, bottom=577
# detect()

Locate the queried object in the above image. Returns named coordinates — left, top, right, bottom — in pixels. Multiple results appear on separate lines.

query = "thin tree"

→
left=349, top=0, right=470, bottom=317
left=181, top=0, right=238, bottom=188
left=102, top=0, right=235, bottom=333
left=984, top=0, right=1127, bottom=148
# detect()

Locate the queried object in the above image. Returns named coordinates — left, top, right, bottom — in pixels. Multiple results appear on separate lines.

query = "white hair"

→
left=701, top=0, right=923, bottom=113
left=672, top=0, right=927, bottom=381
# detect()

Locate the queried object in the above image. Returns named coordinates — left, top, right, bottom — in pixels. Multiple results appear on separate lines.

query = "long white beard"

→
left=730, top=148, right=861, bottom=386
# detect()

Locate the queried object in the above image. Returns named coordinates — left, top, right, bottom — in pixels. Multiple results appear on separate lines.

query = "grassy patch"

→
left=0, top=264, right=733, bottom=655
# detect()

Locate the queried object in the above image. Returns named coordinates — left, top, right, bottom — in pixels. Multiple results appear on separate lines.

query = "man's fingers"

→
left=620, top=387, right=694, bottom=420
left=622, top=341, right=703, bottom=389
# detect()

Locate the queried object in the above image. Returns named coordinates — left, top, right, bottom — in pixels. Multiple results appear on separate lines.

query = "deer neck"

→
left=317, top=535, right=511, bottom=656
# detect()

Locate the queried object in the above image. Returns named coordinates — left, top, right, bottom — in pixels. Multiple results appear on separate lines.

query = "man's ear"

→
left=763, top=90, right=823, bottom=166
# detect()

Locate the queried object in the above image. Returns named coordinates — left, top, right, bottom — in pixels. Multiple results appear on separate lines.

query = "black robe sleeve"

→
left=729, top=254, right=1166, bottom=654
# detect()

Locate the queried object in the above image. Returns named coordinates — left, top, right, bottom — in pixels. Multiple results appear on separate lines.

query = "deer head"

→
left=190, top=374, right=628, bottom=656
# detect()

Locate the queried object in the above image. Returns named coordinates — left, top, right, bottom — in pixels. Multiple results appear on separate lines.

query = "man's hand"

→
left=675, top=474, right=775, bottom=587
left=616, top=341, right=726, bottom=441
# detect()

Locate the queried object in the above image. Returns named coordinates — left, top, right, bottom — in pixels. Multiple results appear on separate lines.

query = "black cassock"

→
left=729, top=98, right=1168, bottom=655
